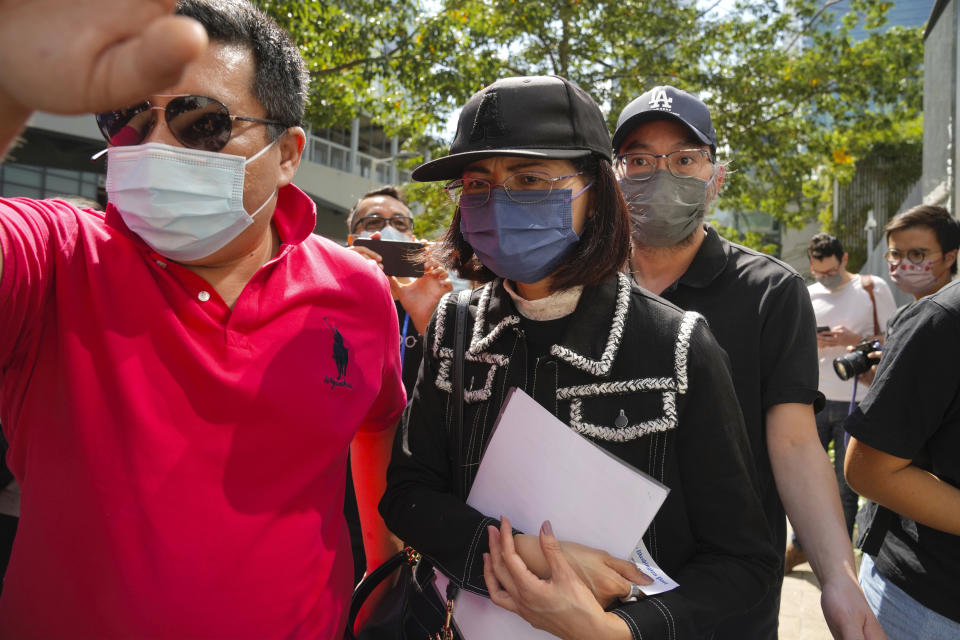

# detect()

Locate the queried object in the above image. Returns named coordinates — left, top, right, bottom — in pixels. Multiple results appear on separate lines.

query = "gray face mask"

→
left=816, top=272, right=845, bottom=290
left=619, top=170, right=711, bottom=247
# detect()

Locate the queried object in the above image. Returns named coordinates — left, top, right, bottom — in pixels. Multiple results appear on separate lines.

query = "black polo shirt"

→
left=844, top=279, right=960, bottom=623
left=653, top=225, right=820, bottom=639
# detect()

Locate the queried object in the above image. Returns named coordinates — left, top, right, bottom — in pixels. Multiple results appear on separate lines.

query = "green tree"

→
left=256, top=0, right=924, bottom=242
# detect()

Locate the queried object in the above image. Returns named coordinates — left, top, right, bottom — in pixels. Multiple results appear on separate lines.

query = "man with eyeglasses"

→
left=613, top=86, right=884, bottom=639
left=341, top=186, right=450, bottom=585
left=0, top=1, right=405, bottom=639
left=783, top=233, right=896, bottom=574
left=842, top=222, right=960, bottom=637
left=883, top=205, right=960, bottom=306
left=346, top=186, right=452, bottom=365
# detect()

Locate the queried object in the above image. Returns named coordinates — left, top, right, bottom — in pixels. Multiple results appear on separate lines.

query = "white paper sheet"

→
left=435, top=388, right=676, bottom=639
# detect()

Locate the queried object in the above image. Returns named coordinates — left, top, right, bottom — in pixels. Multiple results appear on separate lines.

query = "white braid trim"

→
left=551, top=273, right=631, bottom=377
left=674, top=311, right=701, bottom=395
left=431, top=290, right=456, bottom=358
left=568, top=392, right=677, bottom=442
left=556, top=378, right=675, bottom=400
left=434, top=352, right=500, bottom=403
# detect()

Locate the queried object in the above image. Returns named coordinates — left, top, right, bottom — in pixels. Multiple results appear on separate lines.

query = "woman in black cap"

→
left=379, top=75, right=778, bottom=639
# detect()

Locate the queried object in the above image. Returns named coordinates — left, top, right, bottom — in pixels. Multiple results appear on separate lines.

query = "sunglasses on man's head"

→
left=95, top=94, right=285, bottom=153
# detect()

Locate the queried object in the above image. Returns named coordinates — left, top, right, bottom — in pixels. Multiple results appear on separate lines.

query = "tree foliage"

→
left=255, top=0, right=924, bottom=241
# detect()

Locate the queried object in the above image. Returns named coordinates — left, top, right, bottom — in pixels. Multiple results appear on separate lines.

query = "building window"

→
left=0, top=163, right=101, bottom=202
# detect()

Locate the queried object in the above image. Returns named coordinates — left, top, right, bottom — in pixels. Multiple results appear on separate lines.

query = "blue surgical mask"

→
left=459, top=185, right=590, bottom=284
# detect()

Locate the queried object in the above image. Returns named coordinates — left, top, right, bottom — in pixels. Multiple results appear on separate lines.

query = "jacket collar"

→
left=469, top=274, right=631, bottom=378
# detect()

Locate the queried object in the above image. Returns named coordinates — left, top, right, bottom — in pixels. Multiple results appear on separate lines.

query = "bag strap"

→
left=453, top=289, right=471, bottom=459
left=346, top=548, right=408, bottom=636
left=861, top=274, right=881, bottom=337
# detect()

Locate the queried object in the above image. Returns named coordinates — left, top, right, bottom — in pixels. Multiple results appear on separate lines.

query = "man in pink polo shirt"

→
left=0, top=1, right=405, bottom=638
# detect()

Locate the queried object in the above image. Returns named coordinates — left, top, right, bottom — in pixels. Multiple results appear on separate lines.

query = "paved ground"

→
left=778, top=520, right=862, bottom=640
left=779, top=559, right=834, bottom=640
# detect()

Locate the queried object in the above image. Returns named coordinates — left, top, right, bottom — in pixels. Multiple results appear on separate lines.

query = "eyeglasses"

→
left=95, top=94, right=285, bottom=152
left=615, top=149, right=713, bottom=181
left=444, top=171, right=584, bottom=207
left=884, top=248, right=940, bottom=266
left=352, top=214, right=414, bottom=234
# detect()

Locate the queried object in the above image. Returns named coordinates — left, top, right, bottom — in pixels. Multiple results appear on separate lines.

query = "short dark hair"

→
left=346, top=186, right=408, bottom=231
left=176, top=0, right=308, bottom=139
left=430, top=155, right=631, bottom=291
left=885, top=205, right=960, bottom=274
left=807, top=233, right=845, bottom=261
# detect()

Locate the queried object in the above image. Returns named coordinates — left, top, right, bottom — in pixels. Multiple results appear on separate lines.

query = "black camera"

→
left=833, top=340, right=882, bottom=380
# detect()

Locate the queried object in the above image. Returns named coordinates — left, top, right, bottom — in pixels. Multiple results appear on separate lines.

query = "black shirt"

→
left=654, top=225, right=820, bottom=638
left=844, top=279, right=960, bottom=623
left=397, top=301, right=424, bottom=397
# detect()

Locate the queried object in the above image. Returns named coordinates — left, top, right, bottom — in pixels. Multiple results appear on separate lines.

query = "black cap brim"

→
left=412, top=148, right=593, bottom=182
left=612, top=111, right=715, bottom=155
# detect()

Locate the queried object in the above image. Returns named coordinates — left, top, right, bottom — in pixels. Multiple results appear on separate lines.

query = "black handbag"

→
left=346, top=289, right=471, bottom=640
left=346, top=547, right=457, bottom=640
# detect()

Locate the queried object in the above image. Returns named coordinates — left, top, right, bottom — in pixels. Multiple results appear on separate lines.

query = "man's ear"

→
left=944, top=248, right=958, bottom=271
left=707, top=163, right=726, bottom=203
left=714, top=163, right=726, bottom=190
left=841, top=252, right=849, bottom=270
left=277, top=126, right=305, bottom=188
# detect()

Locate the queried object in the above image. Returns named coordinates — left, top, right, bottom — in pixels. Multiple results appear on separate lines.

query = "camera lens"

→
left=833, top=348, right=873, bottom=380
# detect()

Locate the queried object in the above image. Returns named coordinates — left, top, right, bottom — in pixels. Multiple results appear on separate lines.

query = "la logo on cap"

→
left=648, top=87, right=673, bottom=110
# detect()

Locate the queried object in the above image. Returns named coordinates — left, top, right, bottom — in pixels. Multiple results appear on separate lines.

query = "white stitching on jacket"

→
left=612, top=609, right=643, bottom=639
left=648, top=597, right=676, bottom=640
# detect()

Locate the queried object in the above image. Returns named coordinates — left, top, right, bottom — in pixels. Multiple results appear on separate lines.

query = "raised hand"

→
left=0, top=0, right=207, bottom=116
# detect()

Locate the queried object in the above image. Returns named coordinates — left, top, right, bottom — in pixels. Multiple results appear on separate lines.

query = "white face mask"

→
left=105, top=141, right=277, bottom=261
left=358, top=226, right=412, bottom=242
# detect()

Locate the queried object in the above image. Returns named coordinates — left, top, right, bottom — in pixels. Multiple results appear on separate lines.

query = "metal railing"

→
left=303, top=132, right=411, bottom=184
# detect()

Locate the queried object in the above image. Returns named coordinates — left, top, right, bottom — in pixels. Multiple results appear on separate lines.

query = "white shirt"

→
left=809, top=274, right=897, bottom=402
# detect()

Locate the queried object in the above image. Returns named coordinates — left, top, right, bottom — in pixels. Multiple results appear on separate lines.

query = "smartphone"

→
left=817, top=325, right=831, bottom=333
left=353, top=238, right=426, bottom=278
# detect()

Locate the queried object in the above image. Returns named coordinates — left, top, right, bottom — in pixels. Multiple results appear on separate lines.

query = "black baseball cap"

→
left=412, top=75, right=612, bottom=182
left=612, top=85, right=717, bottom=156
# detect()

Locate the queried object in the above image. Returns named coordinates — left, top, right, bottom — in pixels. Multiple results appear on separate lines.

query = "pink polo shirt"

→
left=0, top=185, right=405, bottom=639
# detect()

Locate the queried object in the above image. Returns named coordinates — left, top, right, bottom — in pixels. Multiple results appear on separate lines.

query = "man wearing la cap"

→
left=612, top=86, right=884, bottom=639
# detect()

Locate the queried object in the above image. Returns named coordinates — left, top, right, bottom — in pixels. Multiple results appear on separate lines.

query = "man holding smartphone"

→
left=788, top=233, right=897, bottom=571
left=343, top=186, right=451, bottom=583
left=346, top=186, right=452, bottom=388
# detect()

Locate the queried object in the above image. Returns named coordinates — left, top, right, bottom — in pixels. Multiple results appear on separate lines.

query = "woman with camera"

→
left=378, top=76, right=778, bottom=639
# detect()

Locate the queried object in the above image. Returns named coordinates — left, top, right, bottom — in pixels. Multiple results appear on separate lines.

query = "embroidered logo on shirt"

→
left=323, top=317, right=353, bottom=390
